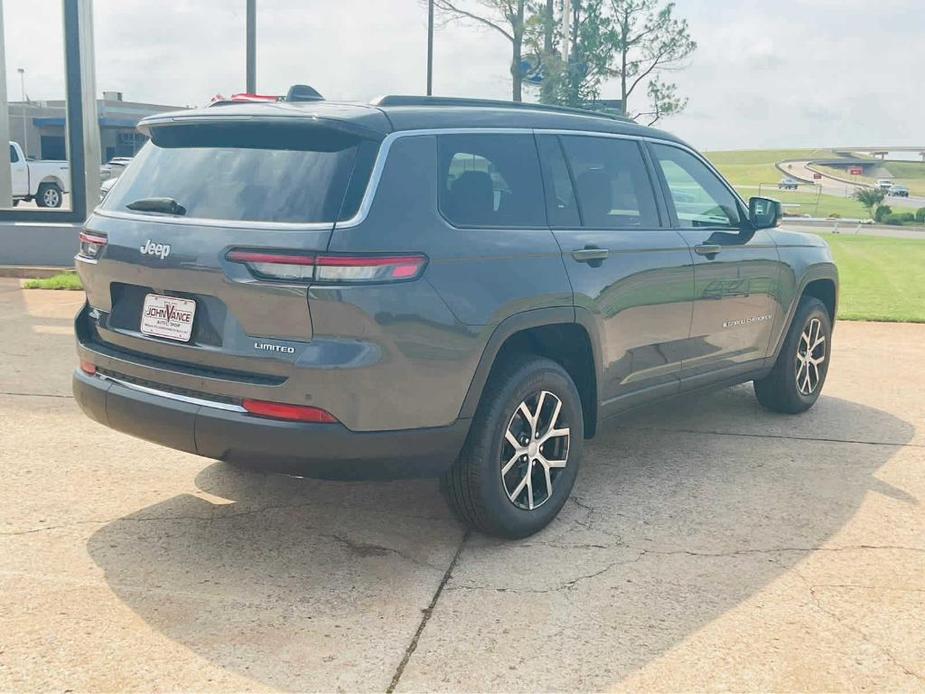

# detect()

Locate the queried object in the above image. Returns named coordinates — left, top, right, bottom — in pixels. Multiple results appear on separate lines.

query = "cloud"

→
left=3, top=0, right=922, bottom=150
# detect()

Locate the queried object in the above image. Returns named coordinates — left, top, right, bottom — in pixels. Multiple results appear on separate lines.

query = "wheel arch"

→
left=770, top=263, right=838, bottom=361
left=458, top=307, right=603, bottom=439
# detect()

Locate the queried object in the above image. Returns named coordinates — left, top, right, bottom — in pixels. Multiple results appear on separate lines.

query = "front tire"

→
left=442, top=356, right=583, bottom=539
left=755, top=296, right=832, bottom=413
left=36, top=182, right=63, bottom=208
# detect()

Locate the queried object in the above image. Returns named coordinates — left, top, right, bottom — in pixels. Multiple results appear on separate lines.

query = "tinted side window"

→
left=438, top=134, right=545, bottom=228
left=650, top=143, right=741, bottom=228
left=537, top=135, right=580, bottom=227
left=9, top=145, right=18, bottom=163
left=559, top=136, right=659, bottom=229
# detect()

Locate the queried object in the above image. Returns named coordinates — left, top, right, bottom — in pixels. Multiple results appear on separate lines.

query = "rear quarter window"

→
left=102, top=122, right=378, bottom=224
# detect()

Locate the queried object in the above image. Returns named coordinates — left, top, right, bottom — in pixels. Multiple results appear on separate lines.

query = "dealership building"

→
left=7, top=91, right=183, bottom=162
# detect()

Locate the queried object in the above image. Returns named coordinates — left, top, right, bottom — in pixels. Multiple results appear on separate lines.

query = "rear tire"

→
left=36, top=182, right=62, bottom=208
left=755, top=296, right=831, bottom=414
left=442, top=356, right=583, bottom=539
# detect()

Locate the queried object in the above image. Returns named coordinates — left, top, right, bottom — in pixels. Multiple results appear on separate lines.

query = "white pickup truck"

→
left=9, top=141, right=70, bottom=208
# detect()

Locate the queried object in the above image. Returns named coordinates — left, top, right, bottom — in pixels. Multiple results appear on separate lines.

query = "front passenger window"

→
left=9, top=145, right=18, bottom=164
left=651, top=143, right=741, bottom=228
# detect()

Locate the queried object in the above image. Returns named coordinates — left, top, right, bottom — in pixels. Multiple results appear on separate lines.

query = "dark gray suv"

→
left=73, top=93, right=838, bottom=538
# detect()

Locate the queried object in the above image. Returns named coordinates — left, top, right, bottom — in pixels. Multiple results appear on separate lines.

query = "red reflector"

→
left=242, top=399, right=338, bottom=423
left=79, top=360, right=96, bottom=375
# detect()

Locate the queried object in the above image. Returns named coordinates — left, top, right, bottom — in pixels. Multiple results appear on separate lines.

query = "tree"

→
left=525, top=0, right=613, bottom=108
left=607, top=0, right=696, bottom=118
left=853, top=187, right=885, bottom=219
left=432, top=0, right=530, bottom=101
left=635, top=74, right=687, bottom=125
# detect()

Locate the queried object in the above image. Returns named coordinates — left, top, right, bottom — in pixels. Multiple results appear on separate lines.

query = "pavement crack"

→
left=637, top=544, right=925, bottom=558
left=0, top=391, right=73, bottom=399
left=451, top=551, right=646, bottom=595
left=623, top=425, right=922, bottom=449
left=386, top=528, right=470, bottom=693
left=445, top=544, right=925, bottom=596
left=787, top=562, right=925, bottom=683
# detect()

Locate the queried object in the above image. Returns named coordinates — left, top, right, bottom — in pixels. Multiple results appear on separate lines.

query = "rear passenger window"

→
left=559, top=136, right=659, bottom=229
left=438, top=134, right=545, bottom=228
left=9, top=145, right=18, bottom=163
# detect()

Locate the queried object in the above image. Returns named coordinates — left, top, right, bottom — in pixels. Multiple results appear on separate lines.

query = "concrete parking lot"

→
left=1, top=278, right=923, bottom=692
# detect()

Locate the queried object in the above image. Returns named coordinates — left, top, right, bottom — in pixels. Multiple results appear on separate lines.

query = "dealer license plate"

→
left=140, top=294, right=196, bottom=342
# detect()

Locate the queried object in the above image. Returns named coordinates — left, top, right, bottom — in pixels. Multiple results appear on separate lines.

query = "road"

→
left=781, top=220, right=925, bottom=240
left=9, top=192, right=73, bottom=210
left=1, top=281, right=924, bottom=691
left=783, top=160, right=925, bottom=209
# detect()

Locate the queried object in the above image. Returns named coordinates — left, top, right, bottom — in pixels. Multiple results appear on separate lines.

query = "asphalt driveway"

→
left=1, top=279, right=923, bottom=691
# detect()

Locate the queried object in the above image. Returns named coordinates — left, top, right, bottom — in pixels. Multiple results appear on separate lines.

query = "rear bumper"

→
left=73, top=369, right=468, bottom=479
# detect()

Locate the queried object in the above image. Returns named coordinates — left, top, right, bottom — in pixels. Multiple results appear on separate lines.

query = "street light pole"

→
left=17, top=68, right=28, bottom=158
left=426, top=0, right=434, bottom=96
left=246, top=0, right=256, bottom=93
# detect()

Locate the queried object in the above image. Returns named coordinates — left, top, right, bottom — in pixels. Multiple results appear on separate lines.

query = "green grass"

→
left=23, top=272, right=83, bottom=290
left=704, top=149, right=840, bottom=186
left=824, top=235, right=925, bottom=322
left=732, top=187, right=869, bottom=219
left=704, top=149, right=871, bottom=218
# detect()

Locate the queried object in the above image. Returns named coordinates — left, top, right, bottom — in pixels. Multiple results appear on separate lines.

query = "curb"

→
left=0, top=266, right=74, bottom=279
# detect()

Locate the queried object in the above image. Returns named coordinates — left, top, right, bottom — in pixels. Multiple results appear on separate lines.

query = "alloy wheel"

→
left=43, top=188, right=60, bottom=207
left=501, top=390, right=570, bottom=510
left=796, top=317, right=826, bottom=395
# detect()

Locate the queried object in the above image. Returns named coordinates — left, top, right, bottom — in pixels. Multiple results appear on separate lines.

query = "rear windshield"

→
left=102, top=122, right=379, bottom=224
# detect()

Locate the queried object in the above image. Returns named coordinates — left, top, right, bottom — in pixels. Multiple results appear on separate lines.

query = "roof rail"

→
left=370, top=95, right=633, bottom=123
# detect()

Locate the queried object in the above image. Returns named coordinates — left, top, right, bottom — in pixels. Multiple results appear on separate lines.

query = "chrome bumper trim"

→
left=96, top=373, right=247, bottom=412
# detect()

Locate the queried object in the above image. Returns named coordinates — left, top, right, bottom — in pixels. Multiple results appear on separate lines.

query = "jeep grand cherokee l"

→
left=73, top=93, right=838, bottom=538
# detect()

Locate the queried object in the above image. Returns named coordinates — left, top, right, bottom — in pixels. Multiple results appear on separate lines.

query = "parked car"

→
left=888, top=184, right=909, bottom=198
left=100, top=156, right=134, bottom=181
left=9, top=141, right=70, bottom=207
left=72, top=92, right=838, bottom=538
left=778, top=177, right=799, bottom=190
left=876, top=178, right=893, bottom=191
left=99, top=176, right=117, bottom=200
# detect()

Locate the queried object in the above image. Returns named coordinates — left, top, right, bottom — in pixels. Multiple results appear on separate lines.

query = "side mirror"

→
left=748, top=196, right=782, bottom=229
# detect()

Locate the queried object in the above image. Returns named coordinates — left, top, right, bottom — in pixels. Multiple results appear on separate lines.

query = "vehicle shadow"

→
left=86, top=387, right=915, bottom=691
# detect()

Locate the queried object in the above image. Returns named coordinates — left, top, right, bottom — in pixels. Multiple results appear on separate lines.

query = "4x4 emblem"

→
left=140, top=239, right=171, bottom=259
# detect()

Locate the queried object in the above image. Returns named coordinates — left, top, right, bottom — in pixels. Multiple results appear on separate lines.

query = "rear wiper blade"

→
left=126, top=197, right=187, bottom=216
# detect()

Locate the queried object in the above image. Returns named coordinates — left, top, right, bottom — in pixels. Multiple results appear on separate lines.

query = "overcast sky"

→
left=3, top=0, right=922, bottom=151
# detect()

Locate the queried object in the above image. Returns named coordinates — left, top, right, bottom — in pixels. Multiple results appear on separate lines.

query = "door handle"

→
left=694, top=243, right=722, bottom=257
left=571, top=247, right=610, bottom=264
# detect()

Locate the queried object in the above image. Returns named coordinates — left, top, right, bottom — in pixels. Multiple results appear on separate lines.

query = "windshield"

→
left=102, top=122, right=378, bottom=224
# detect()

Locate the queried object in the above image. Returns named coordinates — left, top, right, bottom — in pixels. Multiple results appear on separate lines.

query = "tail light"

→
left=79, top=360, right=96, bottom=375
left=226, top=250, right=427, bottom=284
left=242, top=399, right=338, bottom=423
left=78, top=231, right=107, bottom=260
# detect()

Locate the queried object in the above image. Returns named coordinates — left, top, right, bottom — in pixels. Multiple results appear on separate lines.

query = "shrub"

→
left=882, top=212, right=916, bottom=226
left=874, top=204, right=892, bottom=223
left=916, top=207, right=925, bottom=223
